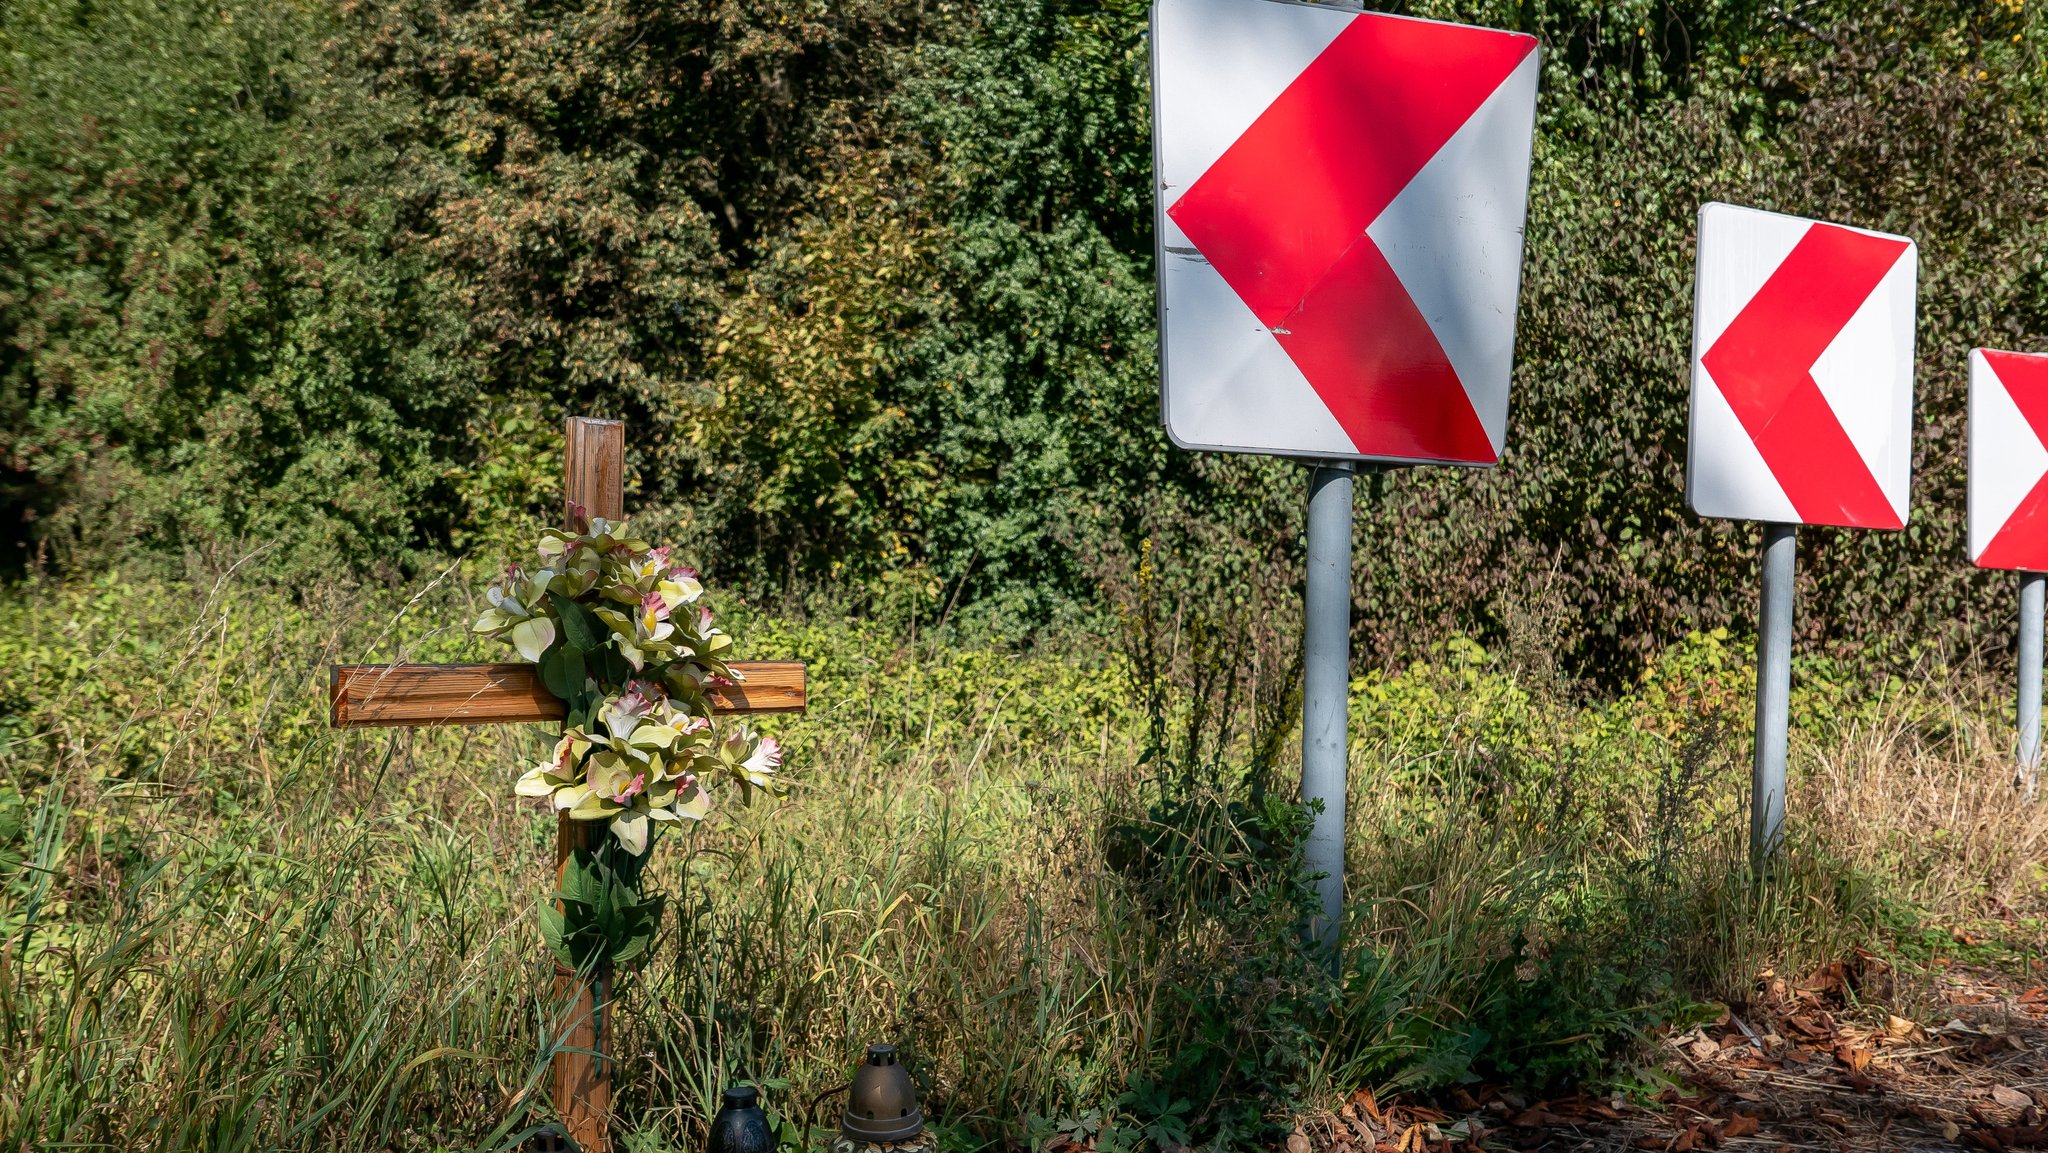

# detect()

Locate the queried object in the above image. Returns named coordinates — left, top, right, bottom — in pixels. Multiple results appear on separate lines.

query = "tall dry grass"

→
left=0, top=566, right=1175, bottom=1149
left=0, top=568, right=2043, bottom=1150
left=1805, top=683, right=2048, bottom=918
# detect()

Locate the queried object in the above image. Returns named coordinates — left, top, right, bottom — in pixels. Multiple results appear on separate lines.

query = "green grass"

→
left=1, top=568, right=2043, bottom=1150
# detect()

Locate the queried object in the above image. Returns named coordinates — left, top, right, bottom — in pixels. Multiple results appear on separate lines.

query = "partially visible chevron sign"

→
left=1970, top=349, right=2048, bottom=570
left=1686, top=202, right=1919, bottom=528
left=1150, top=0, right=1539, bottom=464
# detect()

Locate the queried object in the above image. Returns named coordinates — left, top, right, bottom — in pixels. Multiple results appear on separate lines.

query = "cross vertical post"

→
left=553, top=416, right=625, bottom=1151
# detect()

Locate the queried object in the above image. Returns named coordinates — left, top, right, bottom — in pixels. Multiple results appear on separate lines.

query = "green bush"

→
left=0, top=0, right=464, bottom=579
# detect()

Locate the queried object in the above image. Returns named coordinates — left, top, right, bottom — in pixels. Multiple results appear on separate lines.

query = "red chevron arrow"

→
left=1978, top=351, right=2048, bottom=569
left=1699, top=223, right=1911, bottom=528
left=1165, top=15, right=1533, bottom=463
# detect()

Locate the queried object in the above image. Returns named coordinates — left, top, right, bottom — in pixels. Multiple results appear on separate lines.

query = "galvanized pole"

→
left=1751, top=523, right=1796, bottom=867
left=2019, top=571, right=2044, bottom=798
left=1303, top=461, right=1355, bottom=962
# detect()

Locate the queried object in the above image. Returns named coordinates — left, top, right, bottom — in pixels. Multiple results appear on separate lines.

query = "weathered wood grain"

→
left=565, top=416, right=625, bottom=523
left=328, top=661, right=808, bottom=727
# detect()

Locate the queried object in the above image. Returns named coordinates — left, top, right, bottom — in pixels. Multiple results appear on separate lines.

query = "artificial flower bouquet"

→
left=474, top=505, right=785, bottom=966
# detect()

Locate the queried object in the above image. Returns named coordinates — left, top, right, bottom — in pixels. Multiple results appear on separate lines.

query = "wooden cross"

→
left=328, top=417, right=807, bottom=1153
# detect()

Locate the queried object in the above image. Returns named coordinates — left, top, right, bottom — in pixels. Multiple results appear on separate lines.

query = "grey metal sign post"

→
left=2021, top=571, right=2044, bottom=796
left=1302, top=462, right=1355, bottom=959
left=1750, top=524, right=1796, bottom=865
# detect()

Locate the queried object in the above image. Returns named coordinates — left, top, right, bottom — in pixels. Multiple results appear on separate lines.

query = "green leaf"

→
left=597, top=646, right=632, bottom=688
left=540, top=643, right=584, bottom=700
left=537, top=905, right=572, bottom=968
left=557, top=852, right=605, bottom=907
left=564, top=687, right=603, bottom=734
left=549, top=591, right=606, bottom=653
left=610, top=929, right=650, bottom=966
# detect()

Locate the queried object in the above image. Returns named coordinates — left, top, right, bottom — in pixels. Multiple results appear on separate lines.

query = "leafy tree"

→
left=1365, top=0, right=2048, bottom=672
left=0, top=0, right=459, bottom=578
left=339, top=0, right=933, bottom=562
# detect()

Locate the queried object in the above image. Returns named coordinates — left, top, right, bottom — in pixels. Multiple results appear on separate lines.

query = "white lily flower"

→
left=492, top=525, right=788, bottom=874
left=611, top=810, right=650, bottom=855
left=739, top=736, right=783, bottom=790
left=672, top=781, right=712, bottom=820
left=511, top=616, right=557, bottom=662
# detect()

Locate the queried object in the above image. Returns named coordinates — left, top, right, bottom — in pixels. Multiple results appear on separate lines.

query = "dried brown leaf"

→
left=1992, top=1086, right=2033, bottom=1111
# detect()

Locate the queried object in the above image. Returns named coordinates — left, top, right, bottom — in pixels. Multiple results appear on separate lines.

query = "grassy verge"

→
left=0, top=567, right=2042, bottom=1151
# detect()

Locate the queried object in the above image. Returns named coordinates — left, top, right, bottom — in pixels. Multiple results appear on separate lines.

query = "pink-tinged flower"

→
left=566, top=500, right=589, bottom=532
left=603, top=682, right=663, bottom=737
left=610, top=773, right=646, bottom=803
left=681, top=715, right=711, bottom=734
left=648, top=546, right=671, bottom=574
left=504, top=563, right=525, bottom=585
left=697, top=606, right=715, bottom=632
left=673, top=565, right=699, bottom=583
left=706, top=673, right=735, bottom=687
left=678, top=772, right=698, bottom=791
left=640, top=589, right=671, bottom=622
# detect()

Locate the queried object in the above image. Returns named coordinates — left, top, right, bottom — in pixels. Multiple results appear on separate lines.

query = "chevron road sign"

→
left=1686, top=202, right=1920, bottom=529
left=1151, top=0, right=1540, bottom=464
left=1971, top=349, right=2048, bottom=571
left=1148, top=0, right=1544, bottom=965
left=1969, top=348, right=2048, bottom=789
left=1683, top=201, right=1920, bottom=865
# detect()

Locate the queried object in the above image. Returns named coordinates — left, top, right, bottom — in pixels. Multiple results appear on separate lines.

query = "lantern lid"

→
left=840, top=1044, right=924, bottom=1142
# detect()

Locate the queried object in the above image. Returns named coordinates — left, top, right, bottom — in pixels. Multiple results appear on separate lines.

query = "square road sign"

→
left=1151, top=0, right=1539, bottom=465
left=1970, top=348, right=2048, bottom=570
left=1686, top=202, right=1918, bottom=529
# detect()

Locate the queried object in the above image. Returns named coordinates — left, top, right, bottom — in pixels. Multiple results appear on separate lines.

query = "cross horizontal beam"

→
left=329, top=661, right=808, bottom=728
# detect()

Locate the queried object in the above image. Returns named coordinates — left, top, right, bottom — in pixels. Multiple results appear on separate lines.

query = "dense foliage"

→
left=4, top=0, right=2047, bottom=668
left=9, top=4, right=2048, bottom=1141
left=0, top=0, right=454, bottom=578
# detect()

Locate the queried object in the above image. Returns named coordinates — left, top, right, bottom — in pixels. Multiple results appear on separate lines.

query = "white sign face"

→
left=1970, top=348, right=2048, bottom=571
left=1686, top=202, right=1918, bottom=529
left=1151, top=0, right=1539, bottom=465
